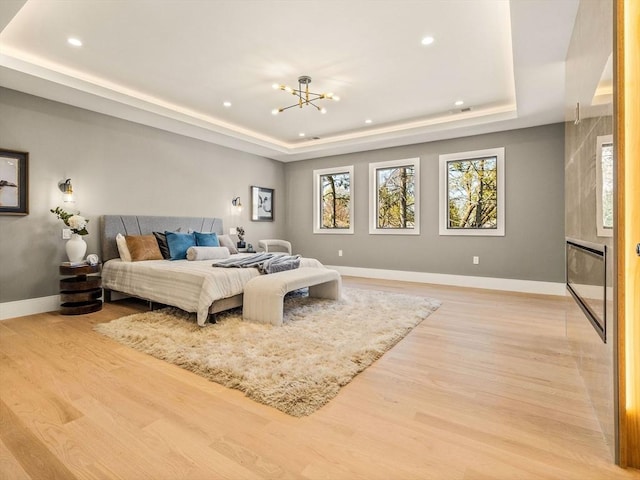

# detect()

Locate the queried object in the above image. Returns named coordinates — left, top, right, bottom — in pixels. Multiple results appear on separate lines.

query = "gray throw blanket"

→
left=213, top=253, right=301, bottom=274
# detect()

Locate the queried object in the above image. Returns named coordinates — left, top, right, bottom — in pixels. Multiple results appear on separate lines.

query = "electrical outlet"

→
left=62, top=228, right=72, bottom=239
left=473, top=256, right=479, bottom=265
left=338, top=250, right=343, bottom=257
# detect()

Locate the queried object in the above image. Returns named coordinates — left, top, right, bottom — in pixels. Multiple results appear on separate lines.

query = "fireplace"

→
left=566, top=238, right=607, bottom=342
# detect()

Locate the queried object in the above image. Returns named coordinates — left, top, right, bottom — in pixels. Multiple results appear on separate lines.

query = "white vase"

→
left=65, top=233, right=87, bottom=263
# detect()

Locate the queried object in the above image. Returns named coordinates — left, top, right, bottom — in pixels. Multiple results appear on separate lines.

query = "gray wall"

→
left=284, top=123, right=565, bottom=282
left=0, top=87, right=566, bottom=306
left=0, top=88, right=285, bottom=303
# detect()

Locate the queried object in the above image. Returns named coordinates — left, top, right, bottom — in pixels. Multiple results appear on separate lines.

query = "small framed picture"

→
left=0, top=149, right=29, bottom=215
left=251, top=186, right=274, bottom=221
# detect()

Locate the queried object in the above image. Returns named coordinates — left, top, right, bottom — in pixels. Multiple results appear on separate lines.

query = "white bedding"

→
left=102, top=254, right=325, bottom=325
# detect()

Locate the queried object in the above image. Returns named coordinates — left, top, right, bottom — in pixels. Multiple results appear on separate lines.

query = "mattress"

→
left=102, top=255, right=324, bottom=325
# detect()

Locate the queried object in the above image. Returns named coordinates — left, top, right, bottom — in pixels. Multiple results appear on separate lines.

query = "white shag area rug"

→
left=95, top=287, right=440, bottom=417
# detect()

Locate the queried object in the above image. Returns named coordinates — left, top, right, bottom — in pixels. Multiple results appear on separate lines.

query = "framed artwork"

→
left=0, top=149, right=29, bottom=215
left=251, top=186, right=274, bottom=221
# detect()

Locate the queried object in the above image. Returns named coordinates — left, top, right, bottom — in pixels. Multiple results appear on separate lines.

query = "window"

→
left=369, top=158, right=420, bottom=235
left=596, top=134, right=613, bottom=237
left=313, top=166, right=353, bottom=234
left=439, top=147, right=505, bottom=236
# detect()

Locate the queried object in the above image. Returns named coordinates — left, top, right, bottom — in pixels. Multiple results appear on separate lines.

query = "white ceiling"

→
left=0, top=0, right=579, bottom=162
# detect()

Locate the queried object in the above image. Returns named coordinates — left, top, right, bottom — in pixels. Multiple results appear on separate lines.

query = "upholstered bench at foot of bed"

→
left=242, top=267, right=341, bottom=326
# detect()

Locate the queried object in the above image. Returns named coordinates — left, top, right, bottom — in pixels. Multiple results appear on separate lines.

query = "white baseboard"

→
left=0, top=295, right=60, bottom=321
left=0, top=268, right=566, bottom=321
left=325, top=265, right=566, bottom=296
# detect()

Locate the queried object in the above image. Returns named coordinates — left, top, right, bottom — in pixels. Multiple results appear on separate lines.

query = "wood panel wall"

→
left=615, top=0, right=640, bottom=468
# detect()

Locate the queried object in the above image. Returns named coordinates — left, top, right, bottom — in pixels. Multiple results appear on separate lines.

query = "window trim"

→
left=368, top=157, right=420, bottom=235
left=596, top=134, right=613, bottom=238
left=439, top=147, right=505, bottom=236
left=313, top=165, right=354, bottom=234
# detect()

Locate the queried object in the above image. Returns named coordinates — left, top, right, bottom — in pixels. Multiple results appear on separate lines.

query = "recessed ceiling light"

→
left=454, top=100, right=464, bottom=106
left=365, top=119, right=373, bottom=124
left=223, top=101, right=232, bottom=108
left=67, top=37, right=83, bottom=47
left=299, top=133, right=306, bottom=137
left=421, top=36, right=434, bottom=46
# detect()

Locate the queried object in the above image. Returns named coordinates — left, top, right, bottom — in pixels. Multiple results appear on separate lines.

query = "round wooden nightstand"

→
left=59, top=263, right=103, bottom=315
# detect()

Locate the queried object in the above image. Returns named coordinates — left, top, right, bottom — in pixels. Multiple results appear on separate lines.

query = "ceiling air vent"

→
left=449, top=106, right=473, bottom=115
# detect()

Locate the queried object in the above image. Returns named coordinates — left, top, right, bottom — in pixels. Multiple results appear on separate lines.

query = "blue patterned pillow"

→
left=165, top=231, right=196, bottom=260
left=194, top=232, right=220, bottom=247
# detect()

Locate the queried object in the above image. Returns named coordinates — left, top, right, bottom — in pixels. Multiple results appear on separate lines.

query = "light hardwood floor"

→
left=1, top=277, right=639, bottom=480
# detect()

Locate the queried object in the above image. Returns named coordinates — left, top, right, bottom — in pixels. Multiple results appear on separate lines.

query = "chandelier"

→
left=271, top=75, right=339, bottom=115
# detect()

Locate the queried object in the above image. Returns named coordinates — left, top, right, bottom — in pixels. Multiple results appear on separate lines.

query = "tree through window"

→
left=596, top=134, right=613, bottom=237
left=439, top=148, right=505, bottom=236
left=447, top=156, right=498, bottom=229
left=313, top=166, right=353, bottom=234
left=369, top=158, right=420, bottom=235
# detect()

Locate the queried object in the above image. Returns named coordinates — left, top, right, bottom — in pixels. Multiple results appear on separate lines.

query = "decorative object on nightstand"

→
left=59, top=263, right=102, bottom=315
left=51, top=206, right=89, bottom=263
left=236, top=226, right=246, bottom=249
left=86, top=253, right=99, bottom=266
left=65, top=234, right=86, bottom=263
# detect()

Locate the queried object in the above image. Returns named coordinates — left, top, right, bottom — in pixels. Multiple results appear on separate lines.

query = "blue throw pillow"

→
left=194, top=232, right=220, bottom=247
left=165, top=231, right=196, bottom=260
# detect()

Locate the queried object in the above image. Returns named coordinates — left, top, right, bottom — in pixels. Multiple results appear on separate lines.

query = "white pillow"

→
left=186, top=246, right=231, bottom=261
left=218, top=234, right=239, bottom=254
left=116, top=233, right=132, bottom=262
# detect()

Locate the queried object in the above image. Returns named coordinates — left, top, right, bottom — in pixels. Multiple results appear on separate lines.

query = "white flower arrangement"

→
left=51, top=207, right=89, bottom=235
left=67, top=215, right=87, bottom=232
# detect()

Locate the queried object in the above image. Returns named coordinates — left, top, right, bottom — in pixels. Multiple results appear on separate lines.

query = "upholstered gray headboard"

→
left=100, top=215, right=224, bottom=262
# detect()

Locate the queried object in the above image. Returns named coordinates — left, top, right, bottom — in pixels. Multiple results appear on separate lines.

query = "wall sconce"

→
left=58, top=178, right=74, bottom=203
left=232, top=196, right=243, bottom=213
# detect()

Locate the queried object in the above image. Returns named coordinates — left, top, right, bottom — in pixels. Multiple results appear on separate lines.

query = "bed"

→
left=100, top=215, right=324, bottom=325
